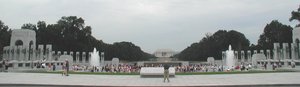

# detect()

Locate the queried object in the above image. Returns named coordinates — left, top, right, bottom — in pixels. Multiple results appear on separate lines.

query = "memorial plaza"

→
left=0, top=72, right=300, bottom=87
left=1, top=3, right=300, bottom=87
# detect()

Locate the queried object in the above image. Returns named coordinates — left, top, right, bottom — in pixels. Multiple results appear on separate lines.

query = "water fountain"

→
left=226, top=45, right=235, bottom=69
left=90, top=48, right=100, bottom=67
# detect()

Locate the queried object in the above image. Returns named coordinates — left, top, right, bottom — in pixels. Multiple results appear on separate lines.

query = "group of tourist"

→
left=71, top=64, right=142, bottom=73
left=175, top=65, right=222, bottom=72
left=66, top=63, right=256, bottom=73
left=174, top=64, right=253, bottom=72
left=0, top=59, right=9, bottom=72
left=40, top=59, right=69, bottom=76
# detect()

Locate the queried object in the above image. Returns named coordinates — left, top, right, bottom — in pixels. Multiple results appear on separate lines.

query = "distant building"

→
left=154, top=49, right=176, bottom=58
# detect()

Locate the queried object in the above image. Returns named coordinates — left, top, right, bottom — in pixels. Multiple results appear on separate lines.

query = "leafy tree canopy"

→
left=290, top=5, right=300, bottom=27
left=257, top=20, right=293, bottom=49
left=176, top=30, right=250, bottom=61
left=0, top=20, right=11, bottom=60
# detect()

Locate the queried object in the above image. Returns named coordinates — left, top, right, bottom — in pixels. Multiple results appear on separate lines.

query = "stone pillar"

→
left=273, top=43, right=280, bottom=60
left=222, top=51, right=226, bottom=66
left=16, top=46, right=21, bottom=61
left=89, top=52, right=92, bottom=64
left=283, top=43, right=289, bottom=67
left=5, top=47, right=9, bottom=60
left=79, top=52, right=82, bottom=63
left=8, top=47, right=11, bottom=61
left=234, top=51, right=238, bottom=64
left=3, top=47, right=7, bottom=60
left=38, top=45, right=44, bottom=60
left=8, top=47, right=12, bottom=60
left=291, top=43, right=296, bottom=60
left=6, top=46, right=13, bottom=60
left=241, top=51, right=245, bottom=63
left=266, top=50, right=271, bottom=60
left=70, top=52, right=74, bottom=61
left=82, top=52, right=86, bottom=63
left=34, top=47, right=38, bottom=61
left=112, top=58, right=119, bottom=68
left=100, top=52, right=104, bottom=66
left=22, top=47, right=27, bottom=61
left=260, top=50, right=264, bottom=54
left=10, top=46, right=14, bottom=61
left=247, top=50, right=251, bottom=63
left=254, top=50, right=257, bottom=54
left=63, top=51, right=67, bottom=55
left=283, top=43, right=289, bottom=60
left=298, top=43, right=300, bottom=60
left=2, top=47, right=6, bottom=60
left=76, top=52, right=80, bottom=63
left=58, top=51, right=61, bottom=57
left=13, top=46, right=18, bottom=61
left=6, top=47, right=9, bottom=60
left=31, top=46, right=36, bottom=61
left=3, top=47, right=6, bottom=60
left=14, top=46, right=18, bottom=61
left=52, top=51, right=56, bottom=61
left=46, top=45, right=52, bottom=61
left=21, top=47, right=25, bottom=62
left=29, top=46, right=34, bottom=61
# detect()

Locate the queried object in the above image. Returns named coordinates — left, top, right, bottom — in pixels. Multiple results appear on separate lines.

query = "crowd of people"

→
left=66, top=63, right=255, bottom=73
left=71, top=64, right=142, bottom=73
left=0, top=59, right=9, bottom=72
left=2, top=58, right=296, bottom=74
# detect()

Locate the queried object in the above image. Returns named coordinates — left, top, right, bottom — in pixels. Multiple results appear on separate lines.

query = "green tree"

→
left=176, top=30, right=250, bottom=61
left=290, top=5, right=300, bottom=27
left=21, top=23, right=37, bottom=31
left=0, top=20, right=11, bottom=59
left=257, top=20, right=293, bottom=49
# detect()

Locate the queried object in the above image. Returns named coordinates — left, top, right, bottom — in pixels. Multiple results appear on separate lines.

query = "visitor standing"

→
left=65, top=59, right=69, bottom=76
left=52, top=64, right=56, bottom=71
left=291, top=60, right=296, bottom=68
left=163, top=64, right=170, bottom=82
left=264, top=63, right=267, bottom=70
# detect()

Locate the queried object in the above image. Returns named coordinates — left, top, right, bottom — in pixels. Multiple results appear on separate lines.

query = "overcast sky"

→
left=0, top=0, right=299, bottom=53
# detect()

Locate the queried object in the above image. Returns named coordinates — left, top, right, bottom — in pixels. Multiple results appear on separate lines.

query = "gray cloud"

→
left=0, top=0, right=298, bottom=53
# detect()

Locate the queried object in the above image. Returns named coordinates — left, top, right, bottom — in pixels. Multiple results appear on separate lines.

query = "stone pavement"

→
left=0, top=72, right=300, bottom=87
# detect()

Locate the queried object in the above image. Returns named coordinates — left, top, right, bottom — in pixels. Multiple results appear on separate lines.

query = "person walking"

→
left=163, top=64, right=170, bottom=82
left=62, top=59, right=69, bottom=76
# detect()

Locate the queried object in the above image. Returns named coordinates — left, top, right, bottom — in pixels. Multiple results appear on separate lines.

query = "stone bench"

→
left=140, top=67, right=175, bottom=77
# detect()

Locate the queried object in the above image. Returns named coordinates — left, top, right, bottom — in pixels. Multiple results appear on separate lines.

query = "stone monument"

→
left=112, top=58, right=119, bottom=67
left=207, top=57, right=214, bottom=65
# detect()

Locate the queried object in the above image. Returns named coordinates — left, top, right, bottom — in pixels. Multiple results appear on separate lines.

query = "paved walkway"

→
left=0, top=72, right=300, bottom=86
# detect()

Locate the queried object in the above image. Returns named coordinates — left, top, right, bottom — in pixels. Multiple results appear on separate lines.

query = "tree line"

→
left=175, top=6, right=299, bottom=61
left=0, top=16, right=154, bottom=61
